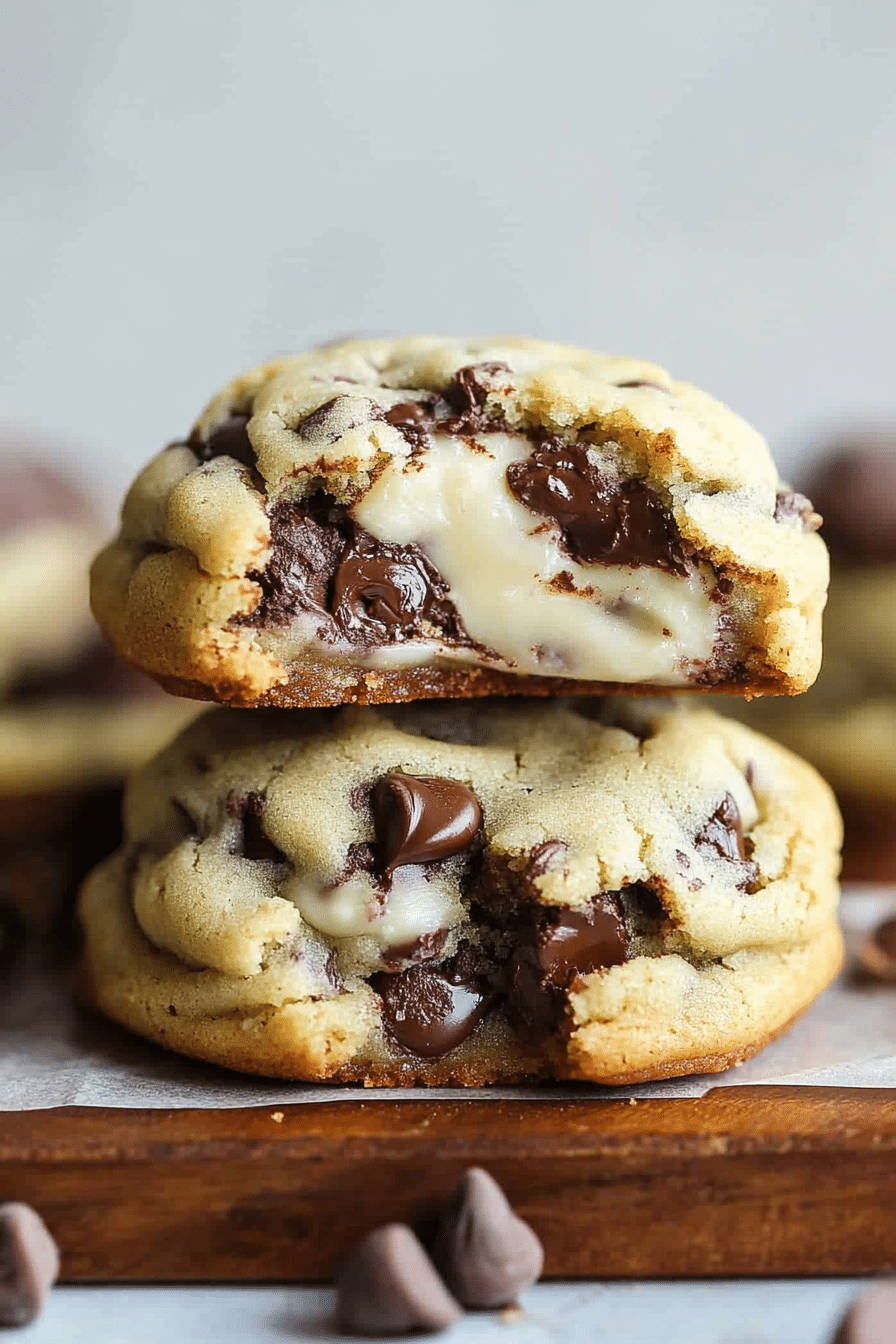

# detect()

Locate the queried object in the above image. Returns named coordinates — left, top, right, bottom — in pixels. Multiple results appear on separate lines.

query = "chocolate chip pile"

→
left=336, top=1167, right=543, bottom=1336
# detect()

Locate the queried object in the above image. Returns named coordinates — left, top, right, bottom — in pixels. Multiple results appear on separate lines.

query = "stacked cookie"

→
left=79, top=337, right=842, bottom=1084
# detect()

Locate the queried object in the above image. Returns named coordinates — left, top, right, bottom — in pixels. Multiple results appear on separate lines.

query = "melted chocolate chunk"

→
left=439, top=362, right=511, bottom=436
left=695, top=794, right=759, bottom=890
left=508, top=896, right=630, bottom=1032
left=331, top=536, right=457, bottom=639
left=372, top=773, right=482, bottom=876
left=506, top=440, right=687, bottom=574
left=372, top=958, right=491, bottom=1057
left=381, top=927, right=448, bottom=970
left=246, top=493, right=471, bottom=648
left=382, top=401, right=435, bottom=452
left=190, top=414, right=256, bottom=469
left=227, top=793, right=287, bottom=864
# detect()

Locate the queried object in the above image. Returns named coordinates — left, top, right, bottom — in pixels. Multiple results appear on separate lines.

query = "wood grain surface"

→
left=1, top=1086, right=894, bottom=1282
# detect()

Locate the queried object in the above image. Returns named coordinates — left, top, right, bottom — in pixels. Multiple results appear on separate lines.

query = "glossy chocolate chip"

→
left=509, top=897, right=630, bottom=1032
left=0, top=1203, right=60, bottom=1327
left=830, top=1281, right=896, bottom=1344
left=332, top=538, right=449, bottom=637
left=694, top=794, right=760, bottom=889
left=336, top=1223, right=461, bottom=1336
left=383, top=401, right=435, bottom=451
left=191, top=414, right=256, bottom=468
left=372, top=962, right=491, bottom=1058
left=506, top=440, right=687, bottom=574
left=432, top=1168, right=544, bottom=1309
left=439, top=362, right=511, bottom=436
left=372, top=773, right=482, bottom=875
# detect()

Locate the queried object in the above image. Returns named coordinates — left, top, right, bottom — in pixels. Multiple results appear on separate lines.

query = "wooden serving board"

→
left=1, top=1086, right=894, bottom=1282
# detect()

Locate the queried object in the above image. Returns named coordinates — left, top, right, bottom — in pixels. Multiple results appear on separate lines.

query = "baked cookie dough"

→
left=733, top=433, right=896, bottom=880
left=91, top=337, right=828, bottom=708
left=78, top=697, right=842, bottom=1085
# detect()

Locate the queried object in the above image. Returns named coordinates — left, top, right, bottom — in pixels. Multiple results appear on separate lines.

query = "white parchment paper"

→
left=2, top=885, right=895, bottom=1110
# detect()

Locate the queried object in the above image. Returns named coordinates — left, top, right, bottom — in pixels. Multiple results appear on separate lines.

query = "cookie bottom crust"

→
left=154, top=661, right=780, bottom=712
left=78, top=854, right=843, bottom=1087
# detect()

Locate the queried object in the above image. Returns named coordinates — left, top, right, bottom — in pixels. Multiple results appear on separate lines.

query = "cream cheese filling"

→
left=351, top=431, right=718, bottom=684
left=284, top=863, right=462, bottom=949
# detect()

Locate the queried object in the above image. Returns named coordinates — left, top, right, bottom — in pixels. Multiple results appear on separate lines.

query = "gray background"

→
left=1, top=0, right=895, bottom=509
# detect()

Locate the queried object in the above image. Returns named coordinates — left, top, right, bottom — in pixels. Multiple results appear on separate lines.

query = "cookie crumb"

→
left=271, top=1111, right=284, bottom=1123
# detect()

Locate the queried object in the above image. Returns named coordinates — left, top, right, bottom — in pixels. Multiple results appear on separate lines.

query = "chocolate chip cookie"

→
left=90, top=337, right=828, bottom=709
left=78, top=697, right=842, bottom=1085
left=732, top=432, right=896, bottom=879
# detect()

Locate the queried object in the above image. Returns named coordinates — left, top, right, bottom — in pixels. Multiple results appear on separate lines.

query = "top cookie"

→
left=91, top=337, right=828, bottom=708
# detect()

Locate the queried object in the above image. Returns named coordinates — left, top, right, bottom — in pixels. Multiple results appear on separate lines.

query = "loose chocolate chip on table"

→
left=432, top=1167, right=544, bottom=1310
left=372, top=773, right=482, bottom=876
left=190, top=414, right=257, bottom=469
left=335, top=1223, right=461, bottom=1336
left=508, top=897, right=630, bottom=1033
left=372, top=962, right=491, bottom=1058
left=506, top=440, right=687, bottom=574
left=830, top=1280, right=896, bottom=1343
left=0, top=1203, right=60, bottom=1327
left=857, top=915, right=896, bottom=981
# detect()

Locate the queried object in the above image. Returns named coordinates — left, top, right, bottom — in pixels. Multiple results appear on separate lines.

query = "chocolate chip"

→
left=383, top=401, right=436, bottom=452
left=830, top=1281, right=896, bottom=1343
left=296, top=396, right=374, bottom=445
left=191, top=414, right=256, bottom=469
left=332, top=537, right=456, bottom=639
left=382, top=928, right=449, bottom=970
left=773, top=490, right=821, bottom=531
left=694, top=794, right=760, bottom=890
left=508, top=897, right=630, bottom=1033
left=335, top=1223, right=461, bottom=1336
left=506, top=440, right=687, bottom=574
left=227, top=793, right=287, bottom=864
left=245, top=493, right=472, bottom=651
left=372, top=961, right=491, bottom=1058
left=439, top=363, right=511, bottom=436
left=857, top=915, right=896, bottom=981
left=0, top=1204, right=60, bottom=1327
left=805, top=435, right=896, bottom=563
left=432, top=1168, right=543, bottom=1309
left=372, top=773, right=482, bottom=876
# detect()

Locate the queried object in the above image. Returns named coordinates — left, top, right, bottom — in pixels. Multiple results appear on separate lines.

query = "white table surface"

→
left=20, top=1280, right=869, bottom=1342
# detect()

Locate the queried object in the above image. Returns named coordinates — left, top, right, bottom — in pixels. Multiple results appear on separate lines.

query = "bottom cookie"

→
left=78, top=698, right=842, bottom=1085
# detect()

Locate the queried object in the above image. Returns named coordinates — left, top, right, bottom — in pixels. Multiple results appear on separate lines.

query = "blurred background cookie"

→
left=0, top=437, right=197, bottom=941
left=727, top=431, right=896, bottom=881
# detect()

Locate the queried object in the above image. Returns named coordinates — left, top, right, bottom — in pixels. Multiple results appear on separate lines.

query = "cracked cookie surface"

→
left=78, top=697, right=842, bottom=1084
left=90, top=337, right=828, bottom=708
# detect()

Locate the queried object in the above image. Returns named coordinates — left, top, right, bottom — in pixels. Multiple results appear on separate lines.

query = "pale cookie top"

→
left=91, top=337, right=828, bottom=707
left=120, top=696, right=841, bottom=1015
